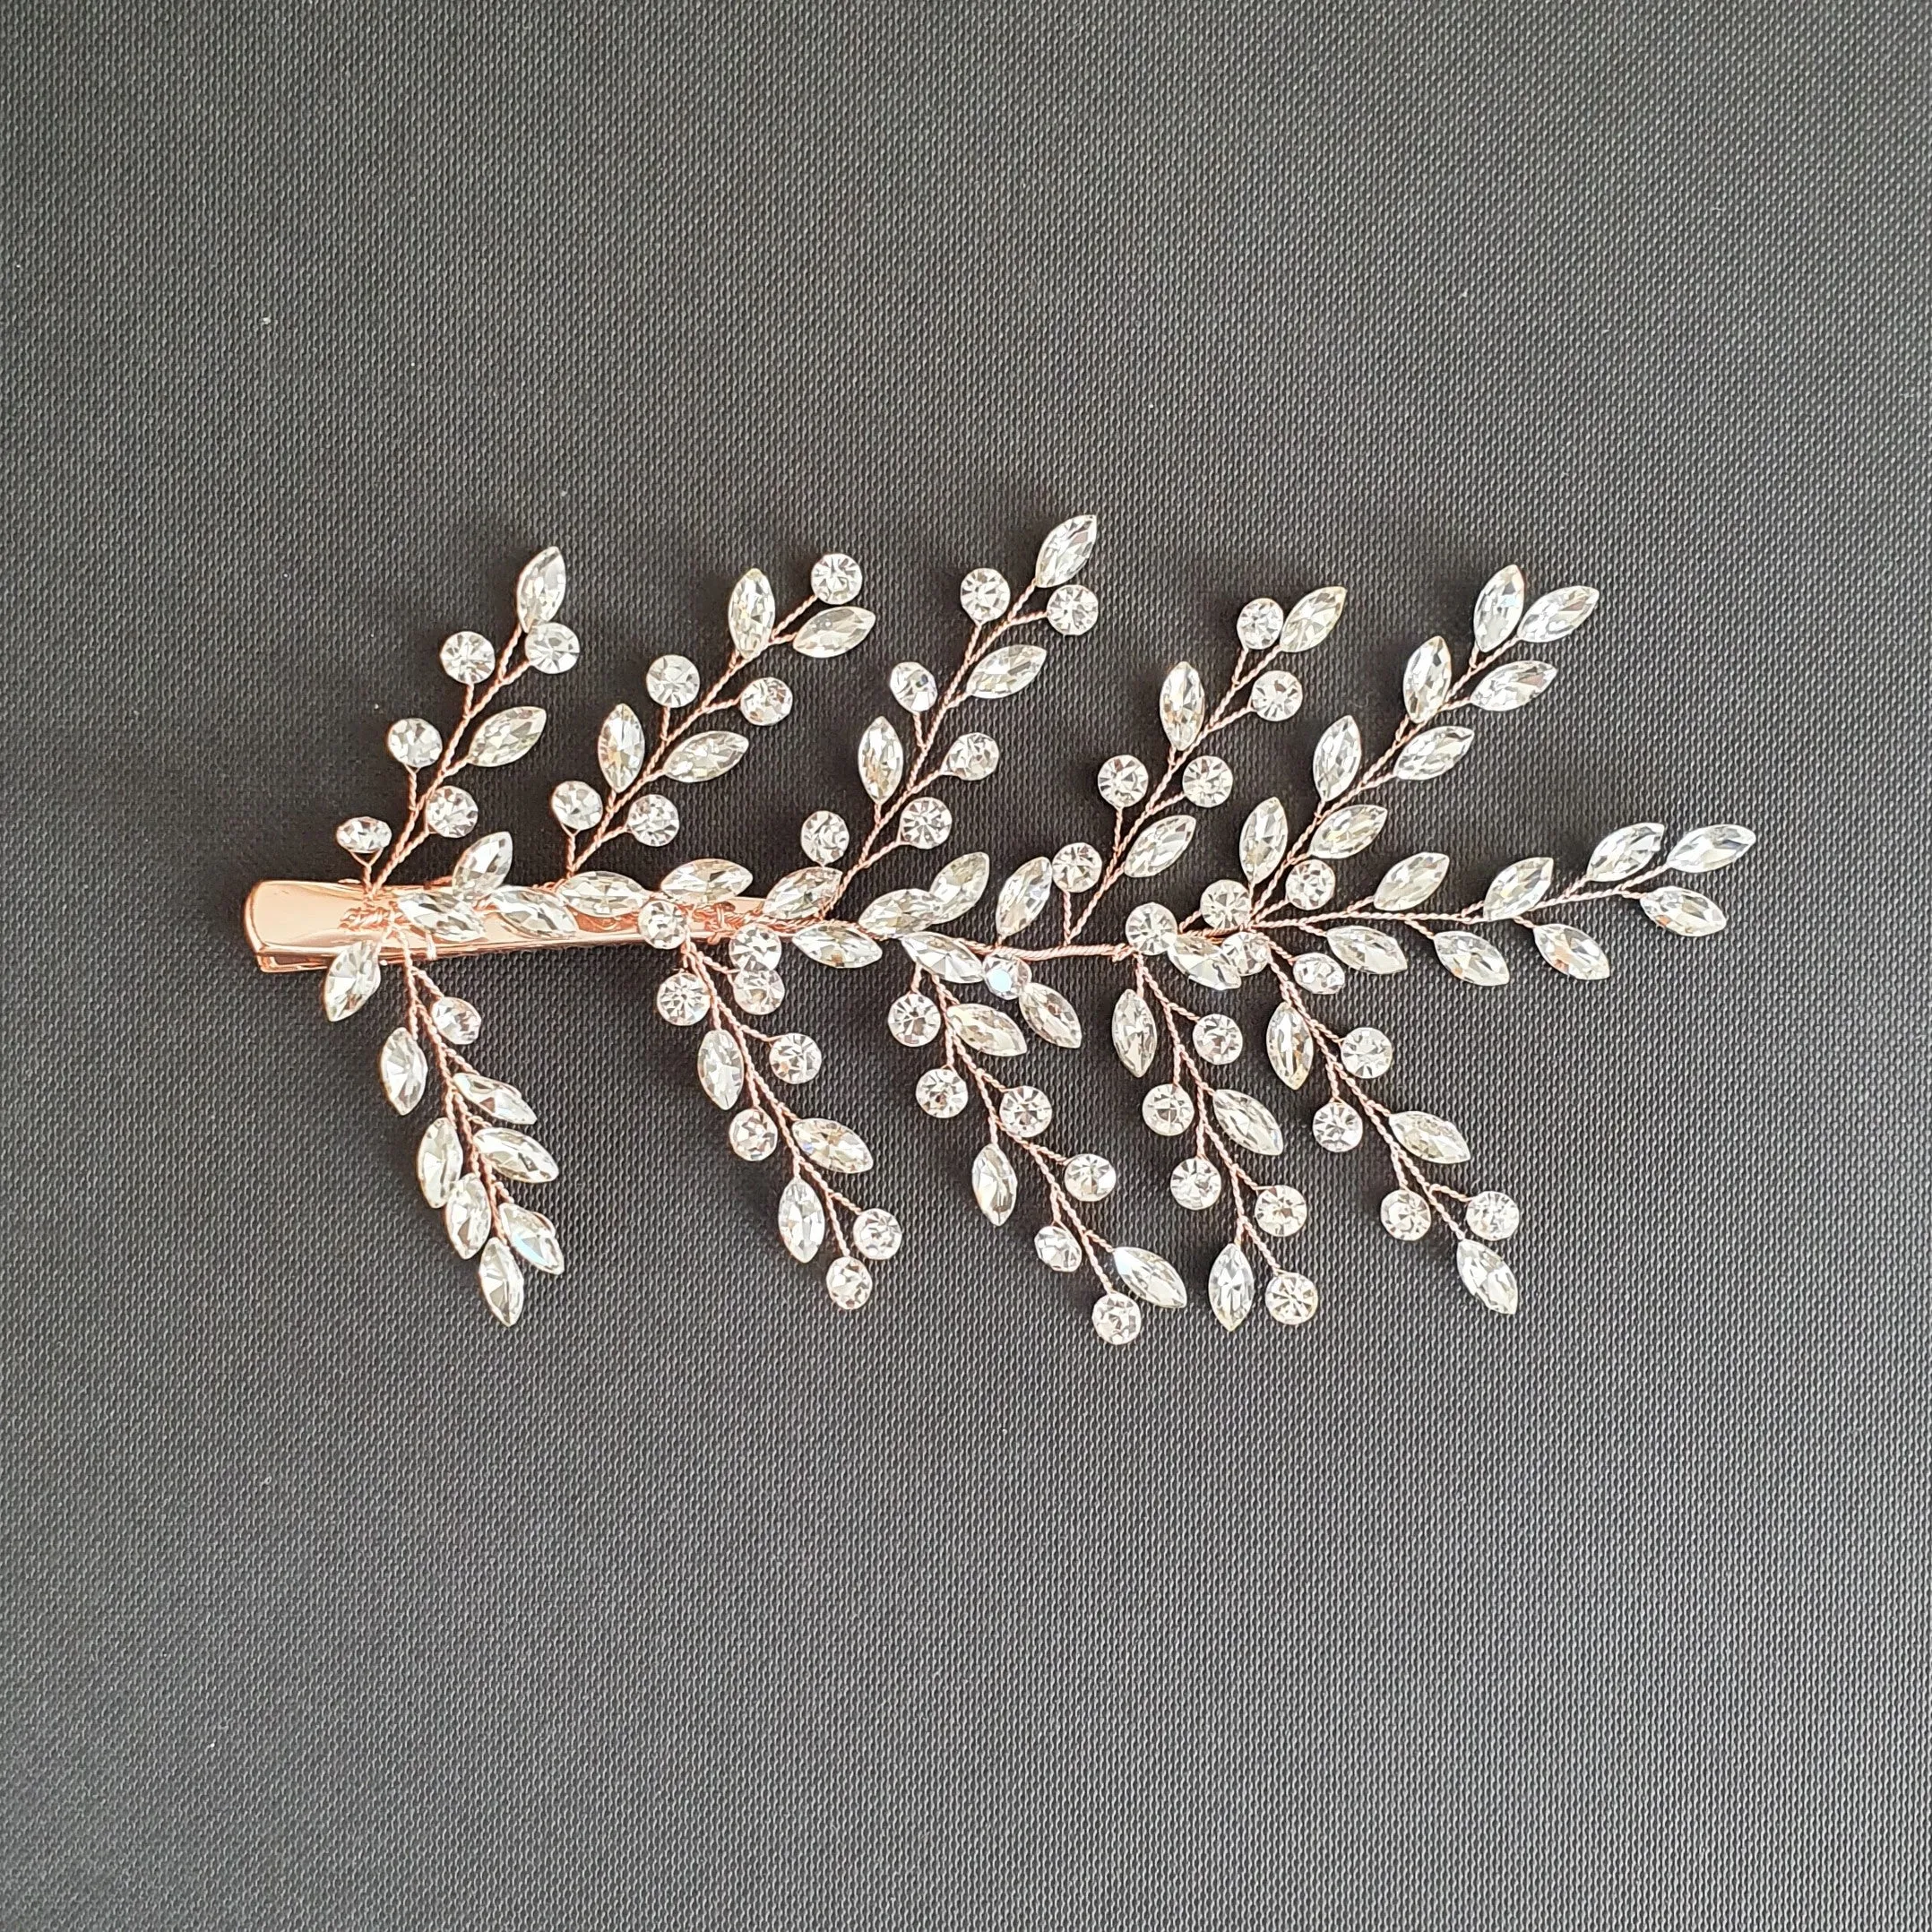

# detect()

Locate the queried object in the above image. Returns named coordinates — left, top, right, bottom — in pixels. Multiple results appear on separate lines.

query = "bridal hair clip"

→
left=245, top=519, right=1756, bottom=1341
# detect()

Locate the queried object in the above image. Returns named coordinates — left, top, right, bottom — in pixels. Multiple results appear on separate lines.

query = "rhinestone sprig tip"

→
left=245, top=519, right=1757, bottom=1340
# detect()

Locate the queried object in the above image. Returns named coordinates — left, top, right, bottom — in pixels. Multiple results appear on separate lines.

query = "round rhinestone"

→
left=1236, top=597, right=1285, bottom=650
left=1312, top=1100, right=1363, bottom=1151
left=901, top=797, right=953, bottom=849
left=1046, top=583, right=1098, bottom=634
left=1091, top=1291, right=1143, bottom=1345
left=1380, top=1188, right=1432, bottom=1240
left=1125, top=903, right=1177, bottom=954
left=1051, top=842, right=1102, bottom=892
left=825, top=1255, right=873, bottom=1308
left=852, top=1207, right=902, bottom=1259
left=430, top=996, right=481, bottom=1044
left=386, top=718, right=443, bottom=769
left=637, top=898, right=690, bottom=948
left=1199, top=879, right=1251, bottom=927
left=739, top=677, right=793, bottom=725
left=944, top=732, right=999, bottom=779
left=729, top=926, right=782, bottom=970
left=1341, top=1026, right=1393, bottom=1078
left=549, top=781, right=602, bottom=832
left=1192, top=1013, right=1243, bottom=1064
left=959, top=568, right=1012, bottom=622
left=1281, top=860, right=1335, bottom=910
left=523, top=622, right=581, bottom=674
left=1065, top=1153, right=1117, bottom=1201
left=424, top=788, right=479, bottom=839
left=767, top=1031, right=823, bottom=1082
left=1181, top=755, right=1233, bottom=807
left=440, top=631, right=496, bottom=684
left=1220, top=930, right=1272, bottom=976
left=646, top=653, right=702, bottom=707
left=728, top=1108, right=779, bottom=1160
left=733, top=967, right=784, bottom=1014
left=1097, top=755, right=1149, bottom=807
left=916, top=1067, right=968, bottom=1117
left=998, top=1086, right=1053, bottom=1138
left=1142, top=1083, right=1194, bottom=1136
left=1466, top=1190, right=1522, bottom=1241
left=1251, top=668, right=1304, bottom=721
left=1293, top=953, right=1347, bottom=996
left=1171, top=1158, right=1222, bottom=1209
left=981, top=952, right=1031, bottom=1000
left=1254, top=1184, right=1308, bottom=1237
left=889, top=660, right=938, bottom=712
left=625, top=794, right=680, bottom=846
left=335, top=815, right=392, bottom=857
left=811, top=552, right=863, bottom=604
left=800, top=810, right=850, bottom=863
left=656, top=974, right=709, bottom=1026
left=1265, top=1272, right=1319, bottom=1324
left=889, top=993, right=941, bottom=1046
left=1035, top=1224, right=1082, bottom=1272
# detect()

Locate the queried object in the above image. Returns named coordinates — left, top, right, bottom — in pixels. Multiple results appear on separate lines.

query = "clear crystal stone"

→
left=1483, top=856, right=1554, bottom=920
left=1051, top=841, right=1102, bottom=892
left=1097, top=755, right=1150, bottom=807
left=1212, top=1088, right=1283, bottom=1157
left=1458, top=1239, right=1520, bottom=1314
left=636, top=897, right=690, bottom=948
left=1254, top=1184, right=1307, bottom=1237
left=1586, top=821, right=1665, bottom=881
left=1434, top=929, right=1511, bottom=985
left=1518, top=584, right=1599, bottom=642
left=1220, top=931, right=1272, bottom=977
left=696, top=1028, right=745, bottom=1110
left=1281, top=860, right=1336, bottom=910
left=972, top=1143, right=1018, bottom=1225
left=1170, top=1158, right=1222, bottom=1210
left=1308, top=805, right=1387, bottom=861
left=1472, top=660, right=1557, bottom=712
left=778, top=1178, right=826, bottom=1261
left=947, top=1003, right=1026, bottom=1056
left=967, top=644, right=1047, bottom=698
left=1390, top=1111, right=1470, bottom=1163
left=556, top=871, right=648, bottom=919
left=444, top=1173, right=490, bottom=1258
left=1394, top=726, right=1474, bottom=781
left=1125, top=904, right=1177, bottom=954
left=1265, top=1005, right=1313, bottom=1090
left=395, top=889, right=484, bottom=944
left=470, top=706, right=547, bottom=767
left=1473, top=565, right=1525, bottom=651
left=1312, top=1100, right=1362, bottom=1151
left=655, top=973, right=709, bottom=1025
left=646, top=653, right=702, bottom=707
left=424, top=787, right=479, bottom=838
left=860, top=887, right=942, bottom=936
left=733, top=966, right=784, bottom=1014
left=660, top=858, right=753, bottom=905
left=1160, top=662, right=1207, bottom=750
left=488, top=886, right=575, bottom=938
left=1402, top=636, right=1453, bottom=722
left=1208, top=1244, right=1256, bottom=1331
left=800, top=810, right=850, bottom=863
left=1641, top=886, right=1728, bottom=936
left=1020, top=982, right=1082, bottom=1049
left=1328, top=928, right=1409, bottom=975
left=523, top=621, right=580, bottom=674
left=1035, top=515, right=1099, bottom=586
left=386, top=717, right=443, bottom=768
left=857, top=715, right=905, bottom=803
left=790, top=921, right=880, bottom=969
left=888, top=992, right=941, bottom=1045
left=597, top=704, right=645, bottom=789
left=900, top=932, right=981, bottom=981
left=1035, top=1224, right=1082, bottom=1272
left=1667, top=823, right=1756, bottom=873
left=499, top=1202, right=564, bottom=1275
left=825, top=1256, right=872, bottom=1309
left=453, top=1073, right=533, bottom=1124
left=944, top=732, right=999, bottom=779
left=812, top=552, right=863, bottom=603
left=1046, top=583, right=1098, bottom=634
left=1312, top=716, right=1361, bottom=800
left=662, top=731, right=747, bottom=782
left=1112, top=1246, right=1186, bottom=1308
left=1293, top=953, right=1346, bottom=995
left=1123, top=815, right=1195, bottom=877
left=448, top=831, right=513, bottom=900
left=852, top=1207, right=901, bottom=1258
left=767, top=1031, right=823, bottom=1082
left=1236, top=597, right=1284, bottom=649
left=960, top=568, right=1012, bottom=621
left=728, top=568, right=775, bottom=657
left=417, top=1117, right=461, bottom=1207
left=1533, top=922, right=1610, bottom=979
left=1265, top=1272, right=1319, bottom=1324
left=550, top=781, right=602, bottom=831
left=889, top=660, right=938, bottom=712
left=472, top=1126, right=557, bottom=1184
left=1065, top=1153, right=1117, bottom=1200
left=929, top=852, right=990, bottom=920
left=322, top=941, right=381, bottom=1022
left=764, top=865, right=841, bottom=922
left=738, top=677, right=793, bottom=725
left=1198, top=879, right=1251, bottom=928
left=794, top=1117, right=873, bottom=1174
left=1091, top=1291, right=1143, bottom=1345
left=1250, top=668, right=1303, bottom=721
left=478, top=1237, right=525, bottom=1324
left=995, top=858, right=1053, bottom=938
left=792, top=606, right=875, bottom=658
left=982, top=952, right=1031, bottom=1001
left=901, top=797, right=953, bottom=849
left=1341, top=1026, right=1393, bottom=1077
left=440, top=631, right=496, bottom=684
left=729, top=925, right=782, bottom=970
left=379, top=1029, right=427, bottom=1113
left=916, top=1067, right=968, bottom=1117
left=728, top=1108, right=779, bottom=1160
left=1143, top=1083, right=1194, bottom=1136
left=1465, top=1191, right=1521, bottom=1241
left=1192, top=1013, right=1243, bottom=1064
left=431, top=996, right=481, bottom=1044
left=1280, top=585, right=1346, bottom=651
left=515, top=546, right=566, bottom=626
left=1181, top=755, right=1232, bottom=807
left=999, top=1086, right=1054, bottom=1137
left=335, top=815, right=392, bottom=857
left=1380, top=1188, right=1432, bottom=1240
left=1375, top=850, right=1451, bottom=911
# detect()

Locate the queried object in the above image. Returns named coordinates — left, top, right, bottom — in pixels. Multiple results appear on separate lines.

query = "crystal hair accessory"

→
left=244, top=519, right=1757, bottom=1340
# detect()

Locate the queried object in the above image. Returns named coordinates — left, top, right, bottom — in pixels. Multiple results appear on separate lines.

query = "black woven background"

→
left=4, top=2, right=1927, bottom=1926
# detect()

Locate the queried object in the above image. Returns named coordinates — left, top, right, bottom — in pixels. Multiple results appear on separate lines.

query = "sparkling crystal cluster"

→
left=285, top=519, right=1755, bottom=1340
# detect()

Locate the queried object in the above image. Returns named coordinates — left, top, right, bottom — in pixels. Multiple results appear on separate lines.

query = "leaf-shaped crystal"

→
left=477, top=1237, right=525, bottom=1326
left=488, top=886, right=577, bottom=938
left=729, top=568, right=775, bottom=657
left=1472, top=660, right=1557, bottom=711
left=696, top=1028, right=745, bottom=1109
left=1472, top=565, right=1524, bottom=651
left=453, top=1073, right=534, bottom=1125
left=1533, top=922, right=1610, bottom=979
left=967, top=645, right=1047, bottom=698
left=970, top=1143, right=1018, bottom=1224
left=1394, top=726, right=1473, bottom=781
left=1374, top=851, right=1451, bottom=911
left=1208, top=1245, right=1255, bottom=1331
left=928, top=851, right=990, bottom=921
left=858, top=887, right=940, bottom=936
left=1666, top=824, right=1756, bottom=873
left=1279, top=585, right=1346, bottom=652
left=1390, top=1110, right=1470, bottom=1163
left=1160, top=662, right=1206, bottom=750
left=1122, top=815, right=1195, bottom=877
left=597, top=705, right=645, bottom=790
left=380, top=1029, right=427, bottom=1114
left=857, top=716, right=904, bottom=803
left=778, top=1177, right=826, bottom=1261
left=469, top=706, right=546, bottom=767
left=763, top=867, right=841, bottom=923
left=1112, top=1246, right=1186, bottom=1309
left=395, top=890, right=486, bottom=943
left=1019, top=982, right=1082, bottom=1048
left=943, top=733, right=999, bottom=779
left=899, top=931, right=985, bottom=981
left=450, top=830, right=513, bottom=900
left=417, top=1117, right=461, bottom=1208
left=996, top=858, right=1053, bottom=937
left=554, top=871, right=648, bottom=919
left=1640, top=886, right=1728, bottom=936
left=499, top=1202, right=564, bottom=1276
left=1518, top=585, right=1599, bottom=642
left=793, top=606, right=875, bottom=658
left=516, top=547, right=566, bottom=628
left=1265, top=1004, right=1314, bottom=1089
left=794, top=1118, right=873, bottom=1173
left=473, top=1126, right=558, bottom=1183
left=1328, top=927, right=1407, bottom=974
left=1402, top=637, right=1452, bottom=723
left=1034, top=514, right=1098, bottom=587
left=321, top=939, right=382, bottom=1023
left=1433, top=930, right=1511, bottom=985
left=791, top=921, right=882, bottom=968
left=444, top=1173, right=490, bottom=1258
left=1458, top=1239, right=1519, bottom=1315
left=1312, top=716, right=1361, bottom=800
left=663, top=731, right=748, bottom=782
left=1239, top=797, right=1288, bottom=884
left=1112, top=988, right=1157, bottom=1075
left=1309, top=804, right=1387, bottom=860
left=1482, top=856, right=1554, bottom=920
left=1585, top=822, right=1665, bottom=881
left=1212, top=1089, right=1284, bottom=1158
left=1166, top=933, right=1240, bottom=991
left=948, top=1003, right=1027, bottom=1057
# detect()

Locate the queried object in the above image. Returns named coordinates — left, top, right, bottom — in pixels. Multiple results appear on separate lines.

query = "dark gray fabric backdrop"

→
left=4, top=2, right=1927, bottom=1926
